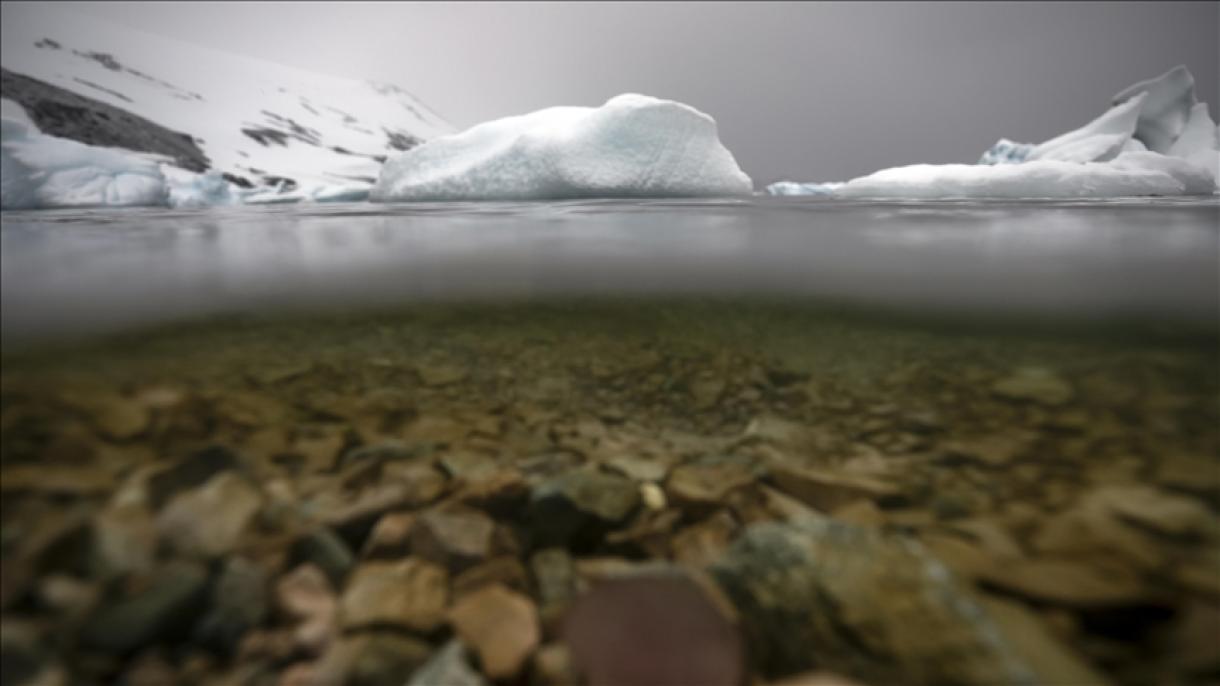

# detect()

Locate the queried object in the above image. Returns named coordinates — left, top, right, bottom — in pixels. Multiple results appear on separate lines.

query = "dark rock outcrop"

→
left=0, top=67, right=210, bottom=172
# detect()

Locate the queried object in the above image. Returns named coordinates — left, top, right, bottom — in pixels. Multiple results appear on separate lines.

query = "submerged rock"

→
left=407, top=639, right=486, bottom=686
left=990, top=368, right=1074, bottom=406
left=311, top=632, right=432, bottom=686
left=563, top=568, right=744, bottom=686
left=340, top=559, right=449, bottom=633
left=447, top=584, right=540, bottom=680
left=530, top=469, right=640, bottom=548
left=409, top=507, right=496, bottom=573
left=709, top=518, right=1040, bottom=685
left=78, top=561, right=210, bottom=654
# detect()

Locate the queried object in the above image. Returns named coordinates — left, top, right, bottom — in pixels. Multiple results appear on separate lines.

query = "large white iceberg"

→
left=371, top=94, right=753, bottom=202
left=774, top=66, right=1219, bottom=199
left=2, top=98, right=169, bottom=209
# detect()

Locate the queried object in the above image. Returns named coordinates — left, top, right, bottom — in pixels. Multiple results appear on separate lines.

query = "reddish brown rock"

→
left=275, top=564, right=337, bottom=656
left=361, top=512, right=415, bottom=559
left=409, top=507, right=495, bottom=572
left=665, top=457, right=756, bottom=515
left=156, top=471, right=262, bottom=558
left=563, top=570, right=744, bottom=686
left=448, top=584, right=541, bottom=680
left=453, top=556, right=530, bottom=598
left=768, top=464, right=900, bottom=512
left=671, top=510, right=738, bottom=567
left=340, top=559, right=449, bottom=632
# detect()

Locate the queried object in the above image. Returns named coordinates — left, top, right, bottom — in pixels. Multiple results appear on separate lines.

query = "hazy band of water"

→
left=2, top=197, right=1217, bottom=343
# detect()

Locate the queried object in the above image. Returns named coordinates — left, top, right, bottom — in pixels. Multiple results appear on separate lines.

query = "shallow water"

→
left=1, top=198, right=1218, bottom=685
left=2, top=197, right=1217, bottom=343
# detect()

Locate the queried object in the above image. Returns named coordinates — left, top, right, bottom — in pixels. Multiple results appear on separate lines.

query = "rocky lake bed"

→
left=1, top=299, right=1217, bottom=686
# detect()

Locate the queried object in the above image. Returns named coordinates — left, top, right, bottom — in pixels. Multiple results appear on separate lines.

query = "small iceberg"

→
left=371, top=93, right=753, bottom=202
left=772, top=66, right=1219, bottom=199
left=2, top=98, right=169, bottom=209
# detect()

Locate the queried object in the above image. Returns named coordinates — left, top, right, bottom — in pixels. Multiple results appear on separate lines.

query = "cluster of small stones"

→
left=0, top=305, right=1217, bottom=686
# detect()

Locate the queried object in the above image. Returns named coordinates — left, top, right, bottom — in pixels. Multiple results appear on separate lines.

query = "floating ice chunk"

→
left=1025, top=93, right=1146, bottom=164
left=164, top=167, right=236, bottom=209
left=310, top=183, right=371, bottom=203
left=371, top=93, right=753, bottom=202
left=979, top=139, right=1034, bottom=165
left=1113, top=65, right=1197, bottom=154
left=765, top=181, right=843, bottom=196
left=1167, top=103, right=1220, bottom=183
left=1, top=100, right=168, bottom=209
left=834, top=152, right=1215, bottom=199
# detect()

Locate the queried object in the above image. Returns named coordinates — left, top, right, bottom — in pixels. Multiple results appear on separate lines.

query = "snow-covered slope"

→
left=0, top=5, right=454, bottom=195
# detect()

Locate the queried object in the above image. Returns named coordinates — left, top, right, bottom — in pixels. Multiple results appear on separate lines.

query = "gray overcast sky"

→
left=24, top=2, right=1220, bottom=183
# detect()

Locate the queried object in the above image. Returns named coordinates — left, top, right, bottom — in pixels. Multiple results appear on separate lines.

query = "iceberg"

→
left=771, top=66, right=1218, bottom=199
left=2, top=98, right=168, bottom=209
left=1024, top=93, right=1146, bottom=163
left=978, top=139, right=1034, bottom=165
left=765, top=181, right=842, bottom=196
left=1167, top=103, right=1220, bottom=182
left=832, top=152, right=1214, bottom=200
left=163, top=167, right=236, bottom=209
left=310, top=183, right=371, bottom=203
left=1112, top=65, right=1198, bottom=154
left=371, top=94, right=753, bottom=202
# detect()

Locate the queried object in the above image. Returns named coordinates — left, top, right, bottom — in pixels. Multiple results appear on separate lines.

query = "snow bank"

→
left=371, top=94, right=752, bottom=202
left=2, top=98, right=168, bottom=209
left=771, top=66, right=1219, bottom=199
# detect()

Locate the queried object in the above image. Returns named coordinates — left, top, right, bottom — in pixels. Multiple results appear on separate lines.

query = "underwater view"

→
left=2, top=198, right=1219, bottom=686
left=3, top=1, right=1219, bottom=685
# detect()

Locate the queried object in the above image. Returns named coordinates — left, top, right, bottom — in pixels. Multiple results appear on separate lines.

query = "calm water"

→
left=2, top=197, right=1219, bottom=686
left=2, top=197, right=1217, bottom=344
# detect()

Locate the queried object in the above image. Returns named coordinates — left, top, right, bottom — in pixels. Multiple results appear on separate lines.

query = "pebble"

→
left=447, top=584, right=540, bottom=680
left=157, top=471, right=262, bottom=558
left=409, top=507, right=495, bottom=573
left=991, top=367, right=1074, bottom=406
left=78, top=561, right=210, bottom=654
left=340, top=559, right=449, bottom=632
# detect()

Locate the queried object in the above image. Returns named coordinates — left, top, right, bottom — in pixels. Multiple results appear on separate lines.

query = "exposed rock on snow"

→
left=1, top=4, right=451, bottom=199
left=371, top=94, right=753, bottom=202
left=2, top=98, right=169, bottom=209
left=2, top=67, right=209, bottom=172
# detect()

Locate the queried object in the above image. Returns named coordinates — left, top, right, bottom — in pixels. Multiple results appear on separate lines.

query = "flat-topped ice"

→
left=371, top=94, right=753, bottom=202
left=835, top=152, right=1215, bottom=200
